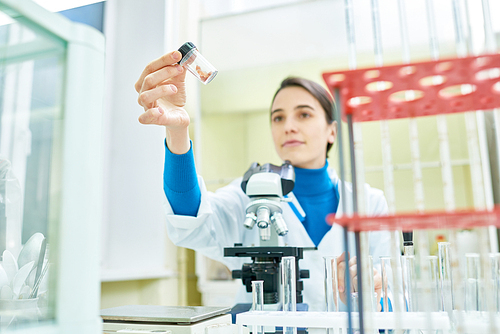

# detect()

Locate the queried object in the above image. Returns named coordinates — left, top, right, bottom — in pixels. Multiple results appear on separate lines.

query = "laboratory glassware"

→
left=252, top=280, right=264, bottom=311
left=178, top=42, right=218, bottom=84
left=465, top=253, right=481, bottom=312
left=490, top=253, right=500, bottom=312
left=401, top=255, right=418, bottom=312
left=281, top=256, right=297, bottom=334
left=425, top=255, right=441, bottom=312
left=0, top=0, right=105, bottom=331
left=438, top=242, right=454, bottom=312
left=380, top=256, right=391, bottom=313
left=252, top=280, right=264, bottom=334
left=324, top=256, right=339, bottom=312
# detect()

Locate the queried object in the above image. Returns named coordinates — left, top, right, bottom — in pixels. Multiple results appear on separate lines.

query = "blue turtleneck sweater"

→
left=293, top=162, right=339, bottom=246
left=163, top=142, right=339, bottom=246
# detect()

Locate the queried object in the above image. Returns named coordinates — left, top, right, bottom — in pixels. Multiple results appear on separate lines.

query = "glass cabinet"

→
left=0, top=0, right=105, bottom=333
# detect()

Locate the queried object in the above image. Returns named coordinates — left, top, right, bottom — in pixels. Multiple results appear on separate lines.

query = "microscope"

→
left=224, top=161, right=309, bottom=311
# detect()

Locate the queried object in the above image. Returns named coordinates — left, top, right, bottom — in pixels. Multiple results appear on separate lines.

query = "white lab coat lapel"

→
left=281, top=200, right=315, bottom=247
left=280, top=167, right=356, bottom=251
left=319, top=168, right=357, bottom=255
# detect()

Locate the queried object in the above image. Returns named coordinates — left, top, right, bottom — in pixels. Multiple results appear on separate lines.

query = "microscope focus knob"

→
left=232, top=270, right=243, bottom=279
left=300, top=270, right=310, bottom=279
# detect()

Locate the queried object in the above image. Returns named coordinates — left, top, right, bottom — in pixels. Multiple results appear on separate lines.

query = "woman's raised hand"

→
left=135, top=50, right=191, bottom=153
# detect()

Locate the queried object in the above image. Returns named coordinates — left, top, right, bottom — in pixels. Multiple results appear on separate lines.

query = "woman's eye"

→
left=273, top=116, right=283, bottom=122
left=300, top=113, right=311, bottom=118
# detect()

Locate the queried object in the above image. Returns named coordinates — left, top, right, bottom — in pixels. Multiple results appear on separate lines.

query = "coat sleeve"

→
left=163, top=176, right=255, bottom=270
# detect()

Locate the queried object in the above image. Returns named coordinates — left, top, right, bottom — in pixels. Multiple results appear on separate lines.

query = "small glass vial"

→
left=178, top=42, right=217, bottom=84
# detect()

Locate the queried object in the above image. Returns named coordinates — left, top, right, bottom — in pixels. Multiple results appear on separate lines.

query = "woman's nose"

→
left=284, top=117, right=297, bottom=133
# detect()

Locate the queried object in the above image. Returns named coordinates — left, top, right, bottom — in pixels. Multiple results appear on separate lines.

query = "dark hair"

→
left=271, top=77, right=337, bottom=155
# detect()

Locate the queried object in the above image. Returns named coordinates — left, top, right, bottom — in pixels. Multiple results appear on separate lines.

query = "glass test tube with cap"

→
left=178, top=42, right=218, bottom=84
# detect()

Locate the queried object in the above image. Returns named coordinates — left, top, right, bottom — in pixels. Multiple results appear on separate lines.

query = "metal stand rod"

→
left=482, top=0, right=500, bottom=256
left=335, top=88, right=353, bottom=334
left=368, top=3, right=387, bottom=328
left=348, top=114, right=364, bottom=334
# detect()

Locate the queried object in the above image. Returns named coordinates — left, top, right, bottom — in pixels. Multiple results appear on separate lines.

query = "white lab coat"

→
left=164, top=167, right=392, bottom=311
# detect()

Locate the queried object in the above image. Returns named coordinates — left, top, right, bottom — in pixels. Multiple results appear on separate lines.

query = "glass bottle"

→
left=178, top=42, right=218, bottom=84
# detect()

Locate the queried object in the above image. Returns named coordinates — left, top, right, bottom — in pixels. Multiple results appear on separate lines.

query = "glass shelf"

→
left=0, top=7, right=66, bottom=332
left=0, top=0, right=105, bottom=332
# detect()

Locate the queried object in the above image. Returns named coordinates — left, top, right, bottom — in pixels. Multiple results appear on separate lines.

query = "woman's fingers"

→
left=337, top=254, right=356, bottom=290
left=338, top=255, right=359, bottom=292
left=138, top=107, right=165, bottom=125
left=337, top=262, right=346, bottom=293
left=138, top=84, right=178, bottom=110
left=336, top=256, right=384, bottom=312
left=373, top=268, right=383, bottom=311
left=135, top=50, right=182, bottom=93
left=348, top=257, right=357, bottom=285
left=337, top=252, right=348, bottom=293
left=140, top=64, right=184, bottom=94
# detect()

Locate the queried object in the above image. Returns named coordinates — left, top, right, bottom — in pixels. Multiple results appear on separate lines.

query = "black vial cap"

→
left=178, top=42, right=196, bottom=58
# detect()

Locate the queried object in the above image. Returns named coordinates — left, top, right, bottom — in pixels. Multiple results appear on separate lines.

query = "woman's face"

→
left=271, top=86, right=337, bottom=169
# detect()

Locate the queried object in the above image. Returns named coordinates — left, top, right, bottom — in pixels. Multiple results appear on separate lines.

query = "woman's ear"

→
left=328, top=121, right=338, bottom=144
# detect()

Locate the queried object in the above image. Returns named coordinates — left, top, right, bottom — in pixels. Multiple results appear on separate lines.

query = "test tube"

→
left=281, top=256, right=297, bottom=334
left=438, top=242, right=454, bottom=312
left=324, top=256, right=338, bottom=334
left=252, top=280, right=264, bottom=334
left=252, top=280, right=264, bottom=311
left=351, top=256, right=377, bottom=317
left=324, top=256, right=339, bottom=312
left=351, top=292, right=359, bottom=312
left=380, top=256, right=391, bottom=313
left=350, top=290, right=378, bottom=334
left=427, top=255, right=441, bottom=312
left=367, top=255, right=376, bottom=312
left=465, top=253, right=481, bottom=312
left=490, top=253, right=500, bottom=312
left=401, top=255, right=418, bottom=312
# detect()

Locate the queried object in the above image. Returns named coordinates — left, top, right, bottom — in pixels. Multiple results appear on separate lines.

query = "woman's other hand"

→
left=135, top=50, right=191, bottom=153
left=373, top=267, right=382, bottom=312
left=337, top=252, right=383, bottom=312
left=337, top=252, right=357, bottom=306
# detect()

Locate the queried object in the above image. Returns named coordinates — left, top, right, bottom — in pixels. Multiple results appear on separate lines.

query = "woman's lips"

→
left=282, top=140, right=304, bottom=147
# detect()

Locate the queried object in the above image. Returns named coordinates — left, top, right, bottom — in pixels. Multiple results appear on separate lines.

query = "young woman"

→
left=135, top=50, right=392, bottom=311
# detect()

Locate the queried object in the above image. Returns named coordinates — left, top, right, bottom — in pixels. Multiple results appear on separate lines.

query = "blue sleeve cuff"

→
left=380, top=297, right=393, bottom=312
left=163, top=140, right=201, bottom=216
